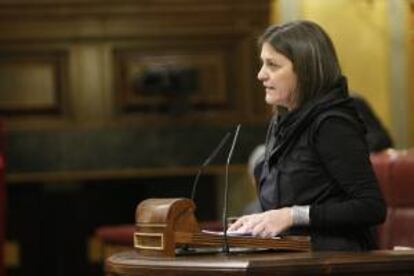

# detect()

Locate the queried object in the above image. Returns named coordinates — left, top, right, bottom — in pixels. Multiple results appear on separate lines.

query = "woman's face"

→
left=257, top=42, right=298, bottom=110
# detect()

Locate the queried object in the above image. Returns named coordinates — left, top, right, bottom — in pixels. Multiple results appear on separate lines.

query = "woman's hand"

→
left=227, top=207, right=293, bottom=238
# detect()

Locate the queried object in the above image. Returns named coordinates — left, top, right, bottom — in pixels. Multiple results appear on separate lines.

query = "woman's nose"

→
left=257, top=66, right=266, bottom=81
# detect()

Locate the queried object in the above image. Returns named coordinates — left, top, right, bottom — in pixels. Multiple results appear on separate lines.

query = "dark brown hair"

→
left=259, top=20, right=342, bottom=108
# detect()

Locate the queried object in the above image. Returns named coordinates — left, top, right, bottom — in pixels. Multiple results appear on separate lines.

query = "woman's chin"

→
left=265, top=96, right=278, bottom=106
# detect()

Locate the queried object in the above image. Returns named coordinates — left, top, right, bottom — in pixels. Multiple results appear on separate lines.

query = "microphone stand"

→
left=222, top=124, right=241, bottom=254
left=179, top=131, right=231, bottom=254
left=190, top=132, right=231, bottom=201
left=180, top=132, right=231, bottom=253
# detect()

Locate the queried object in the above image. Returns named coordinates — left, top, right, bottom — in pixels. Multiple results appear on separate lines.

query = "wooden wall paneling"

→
left=411, top=40, right=414, bottom=146
left=0, top=0, right=271, bottom=129
left=0, top=1, right=270, bottom=40
left=409, top=3, right=414, bottom=146
left=0, top=1, right=272, bottom=178
left=69, top=43, right=113, bottom=126
left=0, top=50, right=69, bottom=117
left=116, top=52, right=228, bottom=109
left=112, top=34, right=247, bottom=121
left=408, top=37, right=414, bottom=147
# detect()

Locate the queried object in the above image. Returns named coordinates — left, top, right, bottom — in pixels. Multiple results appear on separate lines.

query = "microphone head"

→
left=227, top=124, right=241, bottom=164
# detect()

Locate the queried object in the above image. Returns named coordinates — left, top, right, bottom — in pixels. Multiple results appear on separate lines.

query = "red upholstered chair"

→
left=94, top=224, right=135, bottom=260
left=371, top=149, right=414, bottom=250
left=370, top=150, right=395, bottom=203
left=386, top=149, right=414, bottom=249
left=370, top=149, right=397, bottom=249
left=95, top=224, right=135, bottom=247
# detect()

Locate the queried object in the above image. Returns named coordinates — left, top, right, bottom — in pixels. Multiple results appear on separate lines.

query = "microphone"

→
left=222, top=124, right=241, bottom=254
left=190, top=131, right=232, bottom=201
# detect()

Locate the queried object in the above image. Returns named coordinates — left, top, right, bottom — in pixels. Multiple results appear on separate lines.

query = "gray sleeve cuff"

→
left=292, top=205, right=310, bottom=226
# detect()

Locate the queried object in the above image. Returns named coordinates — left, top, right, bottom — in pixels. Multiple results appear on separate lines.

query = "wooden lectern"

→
left=106, top=198, right=414, bottom=276
left=133, top=198, right=310, bottom=257
left=106, top=249, right=414, bottom=276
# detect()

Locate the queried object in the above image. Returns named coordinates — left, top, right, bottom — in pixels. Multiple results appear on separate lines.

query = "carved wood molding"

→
left=0, top=0, right=269, bottom=41
left=0, top=0, right=269, bottom=17
left=6, top=164, right=246, bottom=184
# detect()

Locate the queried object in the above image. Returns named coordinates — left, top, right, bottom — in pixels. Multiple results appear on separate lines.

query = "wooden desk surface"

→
left=105, top=249, right=414, bottom=275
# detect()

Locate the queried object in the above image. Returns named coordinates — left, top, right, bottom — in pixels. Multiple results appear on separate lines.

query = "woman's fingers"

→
left=228, top=214, right=260, bottom=232
left=228, top=216, right=248, bottom=231
left=251, top=222, right=265, bottom=237
left=227, top=222, right=240, bottom=231
left=252, top=222, right=276, bottom=238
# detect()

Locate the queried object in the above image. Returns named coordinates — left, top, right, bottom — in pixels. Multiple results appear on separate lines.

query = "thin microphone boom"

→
left=190, top=132, right=232, bottom=201
left=222, top=124, right=241, bottom=254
